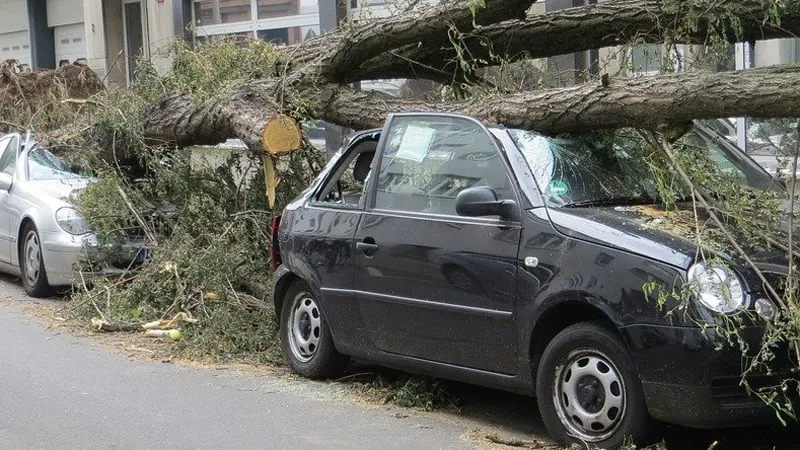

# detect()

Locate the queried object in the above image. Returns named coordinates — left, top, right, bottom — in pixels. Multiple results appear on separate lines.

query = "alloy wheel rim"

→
left=287, top=294, right=322, bottom=363
left=553, top=348, right=626, bottom=442
left=24, top=232, right=41, bottom=286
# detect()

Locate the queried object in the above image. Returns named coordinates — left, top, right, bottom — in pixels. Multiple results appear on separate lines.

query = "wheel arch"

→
left=273, top=269, right=304, bottom=319
left=17, top=216, right=35, bottom=263
left=529, top=300, right=625, bottom=382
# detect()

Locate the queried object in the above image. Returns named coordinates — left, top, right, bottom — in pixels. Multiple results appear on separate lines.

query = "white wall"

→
left=82, top=0, right=107, bottom=77
left=54, top=23, right=87, bottom=64
left=0, top=30, right=31, bottom=64
left=145, top=0, right=178, bottom=73
left=755, top=38, right=800, bottom=67
left=0, top=0, right=29, bottom=33
left=48, top=0, right=85, bottom=27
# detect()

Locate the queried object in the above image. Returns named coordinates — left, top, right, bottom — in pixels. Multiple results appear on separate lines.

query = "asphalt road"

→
left=0, top=278, right=477, bottom=450
left=1, top=272, right=798, bottom=450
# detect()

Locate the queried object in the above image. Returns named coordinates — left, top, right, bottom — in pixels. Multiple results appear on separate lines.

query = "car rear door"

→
left=291, top=131, right=380, bottom=355
left=353, top=114, right=522, bottom=375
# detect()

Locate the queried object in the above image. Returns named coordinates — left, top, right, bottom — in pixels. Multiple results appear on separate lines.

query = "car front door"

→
left=0, top=134, right=19, bottom=263
left=353, top=114, right=522, bottom=375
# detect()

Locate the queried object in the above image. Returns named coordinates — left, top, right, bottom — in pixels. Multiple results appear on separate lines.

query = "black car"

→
left=271, top=113, right=793, bottom=448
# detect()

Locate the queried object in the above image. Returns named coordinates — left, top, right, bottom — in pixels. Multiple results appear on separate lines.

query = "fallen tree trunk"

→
left=142, top=81, right=280, bottom=150
left=142, top=64, right=800, bottom=147
left=353, top=0, right=800, bottom=82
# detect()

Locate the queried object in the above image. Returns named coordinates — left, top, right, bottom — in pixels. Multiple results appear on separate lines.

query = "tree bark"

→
left=143, top=81, right=280, bottom=150
left=310, top=0, right=535, bottom=83
left=313, top=65, right=800, bottom=134
left=143, top=64, right=800, bottom=148
left=354, top=0, right=800, bottom=83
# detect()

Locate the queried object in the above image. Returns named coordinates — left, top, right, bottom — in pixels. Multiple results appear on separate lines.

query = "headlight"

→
left=687, top=262, right=746, bottom=313
left=55, top=207, right=91, bottom=235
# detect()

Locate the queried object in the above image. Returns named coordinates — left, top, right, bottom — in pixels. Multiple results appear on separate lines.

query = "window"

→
left=257, top=28, right=291, bottom=44
left=374, top=116, right=514, bottom=215
left=631, top=44, right=663, bottom=74
left=316, top=142, right=377, bottom=208
left=194, top=0, right=252, bottom=25
left=0, top=136, right=18, bottom=175
left=27, top=148, right=80, bottom=181
left=257, top=0, right=297, bottom=19
left=509, top=125, right=780, bottom=209
left=192, top=0, right=317, bottom=46
left=0, top=137, right=11, bottom=165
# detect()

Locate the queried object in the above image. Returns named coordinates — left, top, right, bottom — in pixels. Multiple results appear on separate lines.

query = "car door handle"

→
left=356, top=241, right=379, bottom=254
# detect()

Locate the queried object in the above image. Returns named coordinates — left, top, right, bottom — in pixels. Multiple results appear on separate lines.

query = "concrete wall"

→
left=81, top=0, right=108, bottom=79
left=47, top=0, right=84, bottom=27
left=0, top=0, right=29, bottom=33
left=755, top=38, right=800, bottom=67
left=144, top=0, right=177, bottom=73
left=101, top=0, right=125, bottom=86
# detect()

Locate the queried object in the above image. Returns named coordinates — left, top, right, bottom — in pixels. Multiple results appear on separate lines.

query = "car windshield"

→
left=508, top=126, right=782, bottom=208
left=27, top=148, right=81, bottom=181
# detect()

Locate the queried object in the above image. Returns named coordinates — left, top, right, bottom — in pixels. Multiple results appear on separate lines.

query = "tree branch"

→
left=352, top=0, right=800, bottom=83
left=304, top=0, right=537, bottom=82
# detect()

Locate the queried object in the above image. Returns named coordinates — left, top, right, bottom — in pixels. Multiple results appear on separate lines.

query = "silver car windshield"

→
left=27, top=148, right=81, bottom=181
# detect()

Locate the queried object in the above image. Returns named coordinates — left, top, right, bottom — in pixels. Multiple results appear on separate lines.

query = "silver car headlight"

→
left=687, top=262, right=746, bottom=313
left=55, top=207, right=91, bottom=235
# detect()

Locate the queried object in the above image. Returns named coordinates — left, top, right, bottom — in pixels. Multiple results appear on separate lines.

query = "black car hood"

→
left=544, top=203, right=791, bottom=274
left=542, top=205, right=701, bottom=269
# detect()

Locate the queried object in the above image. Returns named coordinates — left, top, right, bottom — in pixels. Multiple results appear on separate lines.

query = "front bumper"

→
left=624, top=324, right=798, bottom=428
left=41, top=231, right=147, bottom=286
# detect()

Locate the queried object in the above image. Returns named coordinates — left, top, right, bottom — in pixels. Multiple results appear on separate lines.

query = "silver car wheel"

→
left=553, top=349, right=626, bottom=443
left=287, top=294, right=322, bottom=363
left=24, top=231, right=42, bottom=286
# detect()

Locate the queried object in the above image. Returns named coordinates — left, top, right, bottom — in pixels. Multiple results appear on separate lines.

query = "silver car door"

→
left=0, top=135, right=19, bottom=264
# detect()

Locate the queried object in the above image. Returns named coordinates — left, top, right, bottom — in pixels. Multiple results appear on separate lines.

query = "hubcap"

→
left=24, top=231, right=41, bottom=286
left=553, top=349, right=626, bottom=442
left=287, top=294, right=322, bottom=362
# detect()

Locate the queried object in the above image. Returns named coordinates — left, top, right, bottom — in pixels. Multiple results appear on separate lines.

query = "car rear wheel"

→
left=536, top=321, right=657, bottom=449
left=20, top=223, right=53, bottom=298
left=280, top=281, right=349, bottom=379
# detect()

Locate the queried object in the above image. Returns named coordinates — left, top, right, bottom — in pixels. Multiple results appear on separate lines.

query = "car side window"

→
left=373, top=116, right=515, bottom=216
left=315, top=141, right=377, bottom=208
left=0, top=137, right=18, bottom=175
left=0, top=137, right=11, bottom=162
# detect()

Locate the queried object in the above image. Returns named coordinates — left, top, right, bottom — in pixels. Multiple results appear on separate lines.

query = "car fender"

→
left=271, top=256, right=325, bottom=319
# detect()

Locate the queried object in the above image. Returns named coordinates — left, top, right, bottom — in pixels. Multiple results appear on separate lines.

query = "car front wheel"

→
left=20, top=223, right=53, bottom=298
left=536, top=321, right=657, bottom=449
left=280, top=281, right=349, bottom=379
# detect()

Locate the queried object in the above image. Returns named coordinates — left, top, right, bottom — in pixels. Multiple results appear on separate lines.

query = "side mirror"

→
left=0, top=173, right=12, bottom=192
left=456, top=186, right=519, bottom=221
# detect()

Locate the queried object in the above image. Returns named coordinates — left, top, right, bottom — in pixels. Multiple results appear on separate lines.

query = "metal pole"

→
left=735, top=42, right=749, bottom=152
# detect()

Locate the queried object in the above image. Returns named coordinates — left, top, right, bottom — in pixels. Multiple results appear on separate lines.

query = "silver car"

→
left=0, top=132, right=146, bottom=297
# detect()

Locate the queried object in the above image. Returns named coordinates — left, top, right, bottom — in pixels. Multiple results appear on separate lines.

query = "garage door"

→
left=0, top=30, right=31, bottom=66
left=54, top=23, right=86, bottom=66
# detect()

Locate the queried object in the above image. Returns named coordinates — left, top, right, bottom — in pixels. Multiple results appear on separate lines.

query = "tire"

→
left=20, top=223, right=54, bottom=298
left=536, top=321, right=658, bottom=449
left=279, top=281, right=349, bottom=379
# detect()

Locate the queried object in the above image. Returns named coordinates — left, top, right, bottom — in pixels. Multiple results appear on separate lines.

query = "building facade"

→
left=0, top=0, right=330, bottom=87
left=0, top=0, right=186, bottom=87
